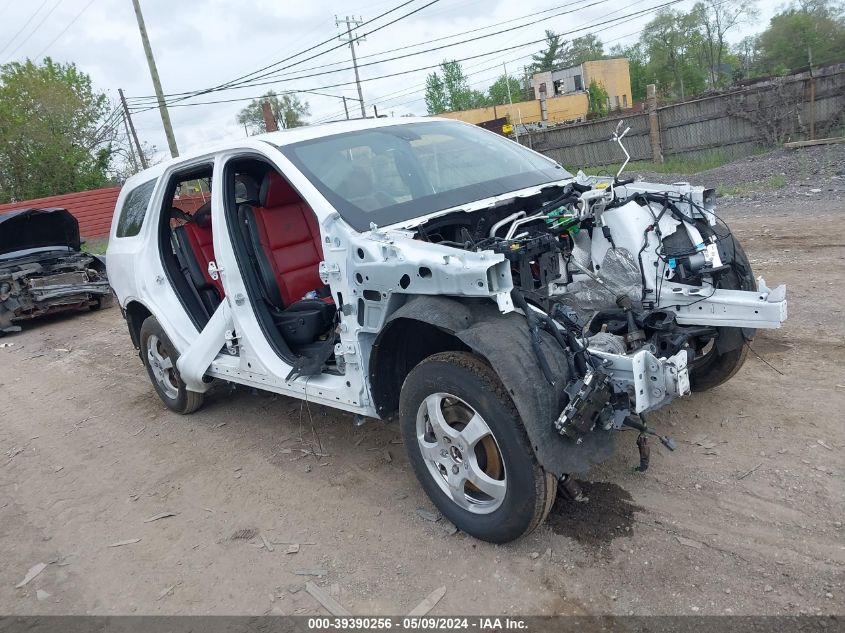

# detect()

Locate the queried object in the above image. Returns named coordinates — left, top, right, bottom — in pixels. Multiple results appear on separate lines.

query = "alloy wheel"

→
left=415, top=392, right=507, bottom=514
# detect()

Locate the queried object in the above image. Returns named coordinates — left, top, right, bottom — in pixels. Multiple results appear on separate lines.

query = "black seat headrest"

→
left=260, top=171, right=301, bottom=208
left=193, top=201, right=212, bottom=228
left=235, top=174, right=260, bottom=204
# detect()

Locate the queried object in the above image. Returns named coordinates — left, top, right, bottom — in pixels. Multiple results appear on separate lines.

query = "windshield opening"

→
left=278, top=121, right=571, bottom=231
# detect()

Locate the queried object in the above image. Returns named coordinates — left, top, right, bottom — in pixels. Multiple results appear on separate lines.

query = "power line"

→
left=161, top=0, right=437, bottom=108
left=308, top=22, right=657, bottom=123
left=232, top=0, right=615, bottom=90
left=128, top=0, right=611, bottom=105
left=35, top=0, right=97, bottom=59
left=127, top=0, right=599, bottom=104
left=301, top=0, right=664, bottom=123
left=210, top=0, right=442, bottom=96
left=4, top=0, right=64, bottom=60
left=130, top=88, right=359, bottom=110
left=129, top=0, right=684, bottom=115
left=0, top=0, right=51, bottom=58
left=34, top=0, right=98, bottom=58
left=232, top=0, right=613, bottom=89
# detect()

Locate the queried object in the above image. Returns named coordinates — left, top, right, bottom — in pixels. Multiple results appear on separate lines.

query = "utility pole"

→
left=342, top=96, right=350, bottom=120
left=808, top=44, right=816, bottom=140
left=120, top=111, right=138, bottom=172
left=503, top=62, right=519, bottom=144
left=336, top=15, right=366, bottom=118
left=130, top=0, right=179, bottom=157
left=119, top=88, right=148, bottom=170
left=262, top=100, right=279, bottom=132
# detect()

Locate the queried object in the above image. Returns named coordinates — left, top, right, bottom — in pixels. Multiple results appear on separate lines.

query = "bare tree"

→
left=695, top=0, right=759, bottom=87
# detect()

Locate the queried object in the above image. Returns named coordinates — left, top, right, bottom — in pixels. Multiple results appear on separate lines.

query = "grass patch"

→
left=81, top=238, right=108, bottom=255
left=716, top=174, right=786, bottom=197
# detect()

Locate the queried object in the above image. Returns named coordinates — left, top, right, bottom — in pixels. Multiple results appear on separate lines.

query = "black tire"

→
left=689, top=342, right=749, bottom=391
left=689, top=234, right=754, bottom=392
left=139, top=316, right=204, bottom=414
left=399, top=351, right=556, bottom=543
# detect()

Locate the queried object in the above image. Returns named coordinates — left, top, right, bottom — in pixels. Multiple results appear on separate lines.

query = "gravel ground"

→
left=0, top=150, right=843, bottom=617
left=633, top=144, right=845, bottom=204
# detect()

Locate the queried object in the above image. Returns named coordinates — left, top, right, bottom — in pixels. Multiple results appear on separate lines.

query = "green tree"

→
left=425, top=61, right=489, bottom=113
left=757, top=0, right=845, bottom=71
left=0, top=58, right=114, bottom=203
left=692, top=0, right=759, bottom=87
left=558, top=34, right=605, bottom=67
left=610, top=42, right=648, bottom=102
left=488, top=74, right=522, bottom=106
left=424, top=71, right=448, bottom=114
left=588, top=80, right=609, bottom=117
left=237, top=91, right=310, bottom=133
left=732, top=35, right=762, bottom=80
left=641, top=9, right=706, bottom=99
left=531, top=30, right=565, bottom=72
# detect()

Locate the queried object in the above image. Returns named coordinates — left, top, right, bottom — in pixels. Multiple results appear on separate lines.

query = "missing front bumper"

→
left=554, top=348, right=691, bottom=440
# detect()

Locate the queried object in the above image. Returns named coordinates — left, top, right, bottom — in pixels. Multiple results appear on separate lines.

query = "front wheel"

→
left=139, top=316, right=204, bottom=414
left=399, top=351, right=556, bottom=543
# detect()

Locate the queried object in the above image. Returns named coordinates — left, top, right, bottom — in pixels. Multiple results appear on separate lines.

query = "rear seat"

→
left=173, top=203, right=223, bottom=317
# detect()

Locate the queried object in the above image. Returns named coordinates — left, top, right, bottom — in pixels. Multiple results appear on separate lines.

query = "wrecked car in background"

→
left=107, top=118, right=787, bottom=543
left=0, top=208, right=112, bottom=334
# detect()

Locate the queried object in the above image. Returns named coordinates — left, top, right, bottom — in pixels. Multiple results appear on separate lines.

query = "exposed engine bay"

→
left=0, top=249, right=112, bottom=334
left=0, top=208, right=112, bottom=334
left=412, top=133, right=787, bottom=454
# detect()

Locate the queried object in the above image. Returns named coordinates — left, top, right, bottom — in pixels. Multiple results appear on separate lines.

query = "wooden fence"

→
left=520, top=63, right=845, bottom=168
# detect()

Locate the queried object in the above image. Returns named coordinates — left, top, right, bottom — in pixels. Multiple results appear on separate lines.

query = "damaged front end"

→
left=398, top=162, right=786, bottom=474
left=0, top=209, right=112, bottom=334
left=0, top=250, right=112, bottom=333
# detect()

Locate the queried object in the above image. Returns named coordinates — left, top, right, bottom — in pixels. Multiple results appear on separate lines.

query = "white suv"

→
left=107, top=117, right=786, bottom=543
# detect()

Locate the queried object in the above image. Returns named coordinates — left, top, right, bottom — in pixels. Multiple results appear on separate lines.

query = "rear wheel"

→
left=139, top=316, right=204, bottom=414
left=399, top=352, right=556, bottom=543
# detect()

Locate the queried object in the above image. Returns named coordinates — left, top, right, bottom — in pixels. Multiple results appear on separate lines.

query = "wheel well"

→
left=369, top=318, right=470, bottom=418
left=124, top=301, right=152, bottom=349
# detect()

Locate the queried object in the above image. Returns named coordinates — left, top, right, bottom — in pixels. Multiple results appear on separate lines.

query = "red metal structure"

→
left=0, top=187, right=121, bottom=239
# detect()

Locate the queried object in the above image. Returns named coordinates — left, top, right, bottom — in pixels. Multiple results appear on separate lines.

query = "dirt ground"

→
left=1, top=186, right=843, bottom=616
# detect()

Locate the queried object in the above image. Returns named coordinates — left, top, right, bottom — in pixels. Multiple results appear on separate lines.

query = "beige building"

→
left=532, top=58, right=632, bottom=111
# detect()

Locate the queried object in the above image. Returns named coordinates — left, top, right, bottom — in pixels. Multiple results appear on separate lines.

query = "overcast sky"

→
left=0, top=0, right=787, bottom=161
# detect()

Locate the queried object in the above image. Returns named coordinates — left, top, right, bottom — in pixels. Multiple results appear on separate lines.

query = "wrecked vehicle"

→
left=106, top=118, right=787, bottom=543
left=0, top=208, right=112, bottom=334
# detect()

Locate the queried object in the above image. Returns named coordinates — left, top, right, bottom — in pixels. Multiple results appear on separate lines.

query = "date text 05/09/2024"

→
left=306, top=617, right=529, bottom=630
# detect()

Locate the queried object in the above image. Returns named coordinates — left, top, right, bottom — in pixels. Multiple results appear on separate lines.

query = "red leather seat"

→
left=244, top=171, right=324, bottom=308
left=174, top=203, right=224, bottom=299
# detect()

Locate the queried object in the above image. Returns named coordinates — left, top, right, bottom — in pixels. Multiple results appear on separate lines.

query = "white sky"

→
left=0, top=0, right=786, bottom=162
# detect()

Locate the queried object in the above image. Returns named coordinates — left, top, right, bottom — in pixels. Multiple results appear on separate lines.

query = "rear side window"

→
left=115, top=179, right=157, bottom=237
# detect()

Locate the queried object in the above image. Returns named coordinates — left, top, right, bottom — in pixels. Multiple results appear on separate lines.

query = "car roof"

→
left=121, top=116, right=456, bottom=190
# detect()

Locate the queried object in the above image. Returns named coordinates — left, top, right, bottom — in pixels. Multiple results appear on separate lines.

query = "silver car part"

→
left=586, top=347, right=691, bottom=414
left=660, top=277, right=787, bottom=329
left=489, top=211, right=525, bottom=238
left=416, top=392, right=507, bottom=514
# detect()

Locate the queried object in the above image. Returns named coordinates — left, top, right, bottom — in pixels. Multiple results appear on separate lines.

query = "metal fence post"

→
left=647, top=84, right=663, bottom=164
